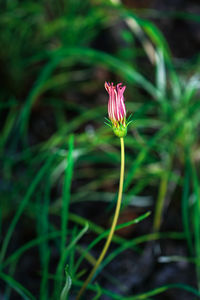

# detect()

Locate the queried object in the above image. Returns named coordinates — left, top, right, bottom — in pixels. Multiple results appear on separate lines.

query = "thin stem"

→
left=76, top=137, right=125, bottom=300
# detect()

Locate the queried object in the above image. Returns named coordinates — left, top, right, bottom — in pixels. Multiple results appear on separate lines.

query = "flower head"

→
left=105, top=82, right=128, bottom=137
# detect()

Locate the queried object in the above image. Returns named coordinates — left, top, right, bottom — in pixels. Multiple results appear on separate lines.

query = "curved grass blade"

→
left=74, top=211, right=151, bottom=273
left=53, top=222, right=89, bottom=299
left=0, top=154, right=55, bottom=264
left=2, top=231, right=61, bottom=269
left=60, top=266, right=72, bottom=300
left=29, top=47, right=161, bottom=99
left=61, top=134, right=74, bottom=253
left=125, top=284, right=200, bottom=299
left=98, top=232, right=184, bottom=280
left=73, top=280, right=200, bottom=299
left=19, top=57, right=61, bottom=139
left=0, top=272, right=36, bottom=300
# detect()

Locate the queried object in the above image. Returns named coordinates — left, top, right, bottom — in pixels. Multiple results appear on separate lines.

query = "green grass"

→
left=1, top=0, right=200, bottom=299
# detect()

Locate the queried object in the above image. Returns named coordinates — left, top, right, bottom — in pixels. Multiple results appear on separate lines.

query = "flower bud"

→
left=105, top=82, right=127, bottom=137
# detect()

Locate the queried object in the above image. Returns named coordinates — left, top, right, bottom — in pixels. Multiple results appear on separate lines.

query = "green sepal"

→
left=112, top=123, right=127, bottom=138
left=104, top=121, right=112, bottom=128
left=127, top=113, right=134, bottom=127
left=127, top=120, right=133, bottom=127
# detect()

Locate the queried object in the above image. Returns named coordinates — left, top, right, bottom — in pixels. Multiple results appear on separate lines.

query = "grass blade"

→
left=0, top=272, right=36, bottom=300
left=60, top=267, right=72, bottom=300
left=61, top=134, right=74, bottom=253
left=0, top=154, right=55, bottom=264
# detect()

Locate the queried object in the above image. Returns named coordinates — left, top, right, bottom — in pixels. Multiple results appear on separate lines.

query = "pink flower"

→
left=105, top=82, right=126, bottom=126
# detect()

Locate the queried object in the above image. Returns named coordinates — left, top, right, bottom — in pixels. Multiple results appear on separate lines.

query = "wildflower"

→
left=105, top=82, right=128, bottom=137
left=76, top=82, right=128, bottom=300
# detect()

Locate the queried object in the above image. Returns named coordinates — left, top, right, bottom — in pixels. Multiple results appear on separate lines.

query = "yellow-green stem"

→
left=76, top=137, right=125, bottom=299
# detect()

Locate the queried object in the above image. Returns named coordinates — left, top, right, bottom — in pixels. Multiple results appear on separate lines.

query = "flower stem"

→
left=76, top=137, right=125, bottom=299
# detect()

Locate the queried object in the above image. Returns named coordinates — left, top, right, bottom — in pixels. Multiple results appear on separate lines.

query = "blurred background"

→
left=0, top=0, right=200, bottom=299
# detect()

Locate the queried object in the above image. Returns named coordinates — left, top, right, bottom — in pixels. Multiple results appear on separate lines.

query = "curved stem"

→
left=76, top=137, right=125, bottom=300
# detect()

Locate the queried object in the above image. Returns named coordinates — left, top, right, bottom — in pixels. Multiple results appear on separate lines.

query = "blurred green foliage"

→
left=0, top=0, right=200, bottom=299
